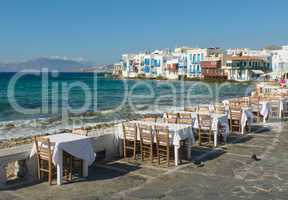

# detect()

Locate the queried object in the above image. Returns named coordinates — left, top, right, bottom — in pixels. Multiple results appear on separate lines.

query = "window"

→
left=197, top=54, right=201, bottom=63
left=193, top=54, right=196, bottom=64
left=144, top=58, right=150, bottom=65
left=201, top=53, right=204, bottom=61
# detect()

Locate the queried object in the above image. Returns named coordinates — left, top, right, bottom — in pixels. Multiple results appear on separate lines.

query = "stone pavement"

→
left=1, top=121, right=288, bottom=200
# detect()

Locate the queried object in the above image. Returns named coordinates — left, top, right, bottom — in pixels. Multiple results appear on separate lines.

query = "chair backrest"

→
left=214, top=104, right=226, bottom=114
left=155, top=126, right=170, bottom=146
left=239, top=98, right=250, bottom=107
left=197, top=105, right=210, bottom=114
left=165, top=117, right=178, bottom=124
left=143, top=115, right=158, bottom=123
left=179, top=113, right=192, bottom=119
left=165, top=112, right=179, bottom=119
left=177, top=118, right=193, bottom=125
left=184, top=106, right=197, bottom=112
left=250, top=96, right=260, bottom=105
left=33, top=136, right=54, bottom=161
left=72, top=128, right=88, bottom=136
left=229, top=108, right=242, bottom=120
left=164, top=112, right=178, bottom=123
left=197, top=114, right=212, bottom=130
left=270, top=100, right=280, bottom=115
left=229, top=100, right=241, bottom=108
left=122, top=122, right=137, bottom=141
left=138, top=124, right=153, bottom=144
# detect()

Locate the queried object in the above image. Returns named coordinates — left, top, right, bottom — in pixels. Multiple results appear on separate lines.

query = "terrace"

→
left=1, top=121, right=288, bottom=199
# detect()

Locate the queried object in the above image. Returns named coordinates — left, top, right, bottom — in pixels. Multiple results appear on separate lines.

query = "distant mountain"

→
left=263, top=45, right=282, bottom=51
left=0, top=57, right=94, bottom=72
left=81, top=64, right=114, bottom=73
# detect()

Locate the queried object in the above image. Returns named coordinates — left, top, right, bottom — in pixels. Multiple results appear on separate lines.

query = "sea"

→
left=0, top=72, right=254, bottom=140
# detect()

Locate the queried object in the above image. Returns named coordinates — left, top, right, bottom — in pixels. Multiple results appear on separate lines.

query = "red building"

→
left=201, top=59, right=227, bottom=79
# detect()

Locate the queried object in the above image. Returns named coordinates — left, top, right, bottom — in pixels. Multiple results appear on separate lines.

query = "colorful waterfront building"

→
left=121, top=54, right=138, bottom=78
left=201, top=55, right=227, bottom=79
left=222, top=55, right=270, bottom=81
left=165, top=57, right=179, bottom=79
left=270, top=45, right=288, bottom=78
left=186, top=48, right=221, bottom=78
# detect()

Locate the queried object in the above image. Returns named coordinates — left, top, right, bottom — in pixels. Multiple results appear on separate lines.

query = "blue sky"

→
left=0, top=0, right=288, bottom=64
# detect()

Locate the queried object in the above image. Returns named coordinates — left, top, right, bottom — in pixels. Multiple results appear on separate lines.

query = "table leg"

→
left=82, top=160, right=88, bottom=178
left=174, top=145, right=179, bottom=166
left=214, top=131, right=217, bottom=147
left=248, top=120, right=252, bottom=133
left=57, top=150, right=63, bottom=186
left=187, top=139, right=192, bottom=160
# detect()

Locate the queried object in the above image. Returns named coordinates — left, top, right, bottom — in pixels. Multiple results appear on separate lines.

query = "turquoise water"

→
left=0, top=72, right=253, bottom=140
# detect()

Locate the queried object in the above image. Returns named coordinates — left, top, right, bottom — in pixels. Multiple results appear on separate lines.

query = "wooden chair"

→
left=250, top=96, right=261, bottom=122
left=165, top=112, right=179, bottom=119
left=239, top=98, right=250, bottom=107
left=139, top=124, right=154, bottom=163
left=164, top=112, right=179, bottom=123
left=197, top=105, right=210, bottom=114
left=197, top=114, right=213, bottom=146
left=33, top=136, right=55, bottom=185
left=165, top=118, right=178, bottom=124
left=65, top=128, right=89, bottom=180
left=177, top=118, right=193, bottom=125
left=229, top=100, right=241, bottom=109
left=214, top=104, right=226, bottom=114
left=269, top=100, right=280, bottom=120
left=143, top=115, right=158, bottom=123
left=179, top=113, right=192, bottom=119
left=282, top=100, right=288, bottom=119
left=155, top=126, right=173, bottom=166
left=229, top=108, right=242, bottom=134
left=122, top=122, right=138, bottom=160
left=184, top=106, right=197, bottom=112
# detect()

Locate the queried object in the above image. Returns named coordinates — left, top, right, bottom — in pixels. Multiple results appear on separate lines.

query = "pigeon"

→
left=194, top=160, right=205, bottom=167
left=251, top=154, right=261, bottom=161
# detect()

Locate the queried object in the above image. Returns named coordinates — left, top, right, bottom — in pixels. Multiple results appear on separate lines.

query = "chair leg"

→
left=48, top=162, right=52, bottom=185
left=69, top=156, right=73, bottom=180
left=123, top=140, right=127, bottom=159
left=157, top=144, right=160, bottom=165
left=150, top=144, right=153, bottom=163
left=140, top=142, right=144, bottom=161
left=37, top=159, right=41, bottom=180
left=199, top=132, right=202, bottom=146
left=167, top=146, right=170, bottom=167
left=133, top=141, right=137, bottom=160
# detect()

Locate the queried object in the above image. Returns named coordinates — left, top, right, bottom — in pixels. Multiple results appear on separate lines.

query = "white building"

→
left=121, top=54, right=138, bottom=78
left=186, top=48, right=221, bottom=78
left=270, top=45, right=288, bottom=78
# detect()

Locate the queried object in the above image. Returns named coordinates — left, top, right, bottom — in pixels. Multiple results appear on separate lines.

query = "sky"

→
left=0, top=0, right=288, bottom=64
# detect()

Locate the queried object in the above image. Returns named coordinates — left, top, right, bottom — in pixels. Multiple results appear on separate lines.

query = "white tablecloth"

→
left=279, top=98, right=288, bottom=118
left=30, top=133, right=95, bottom=166
left=259, top=101, right=270, bottom=121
